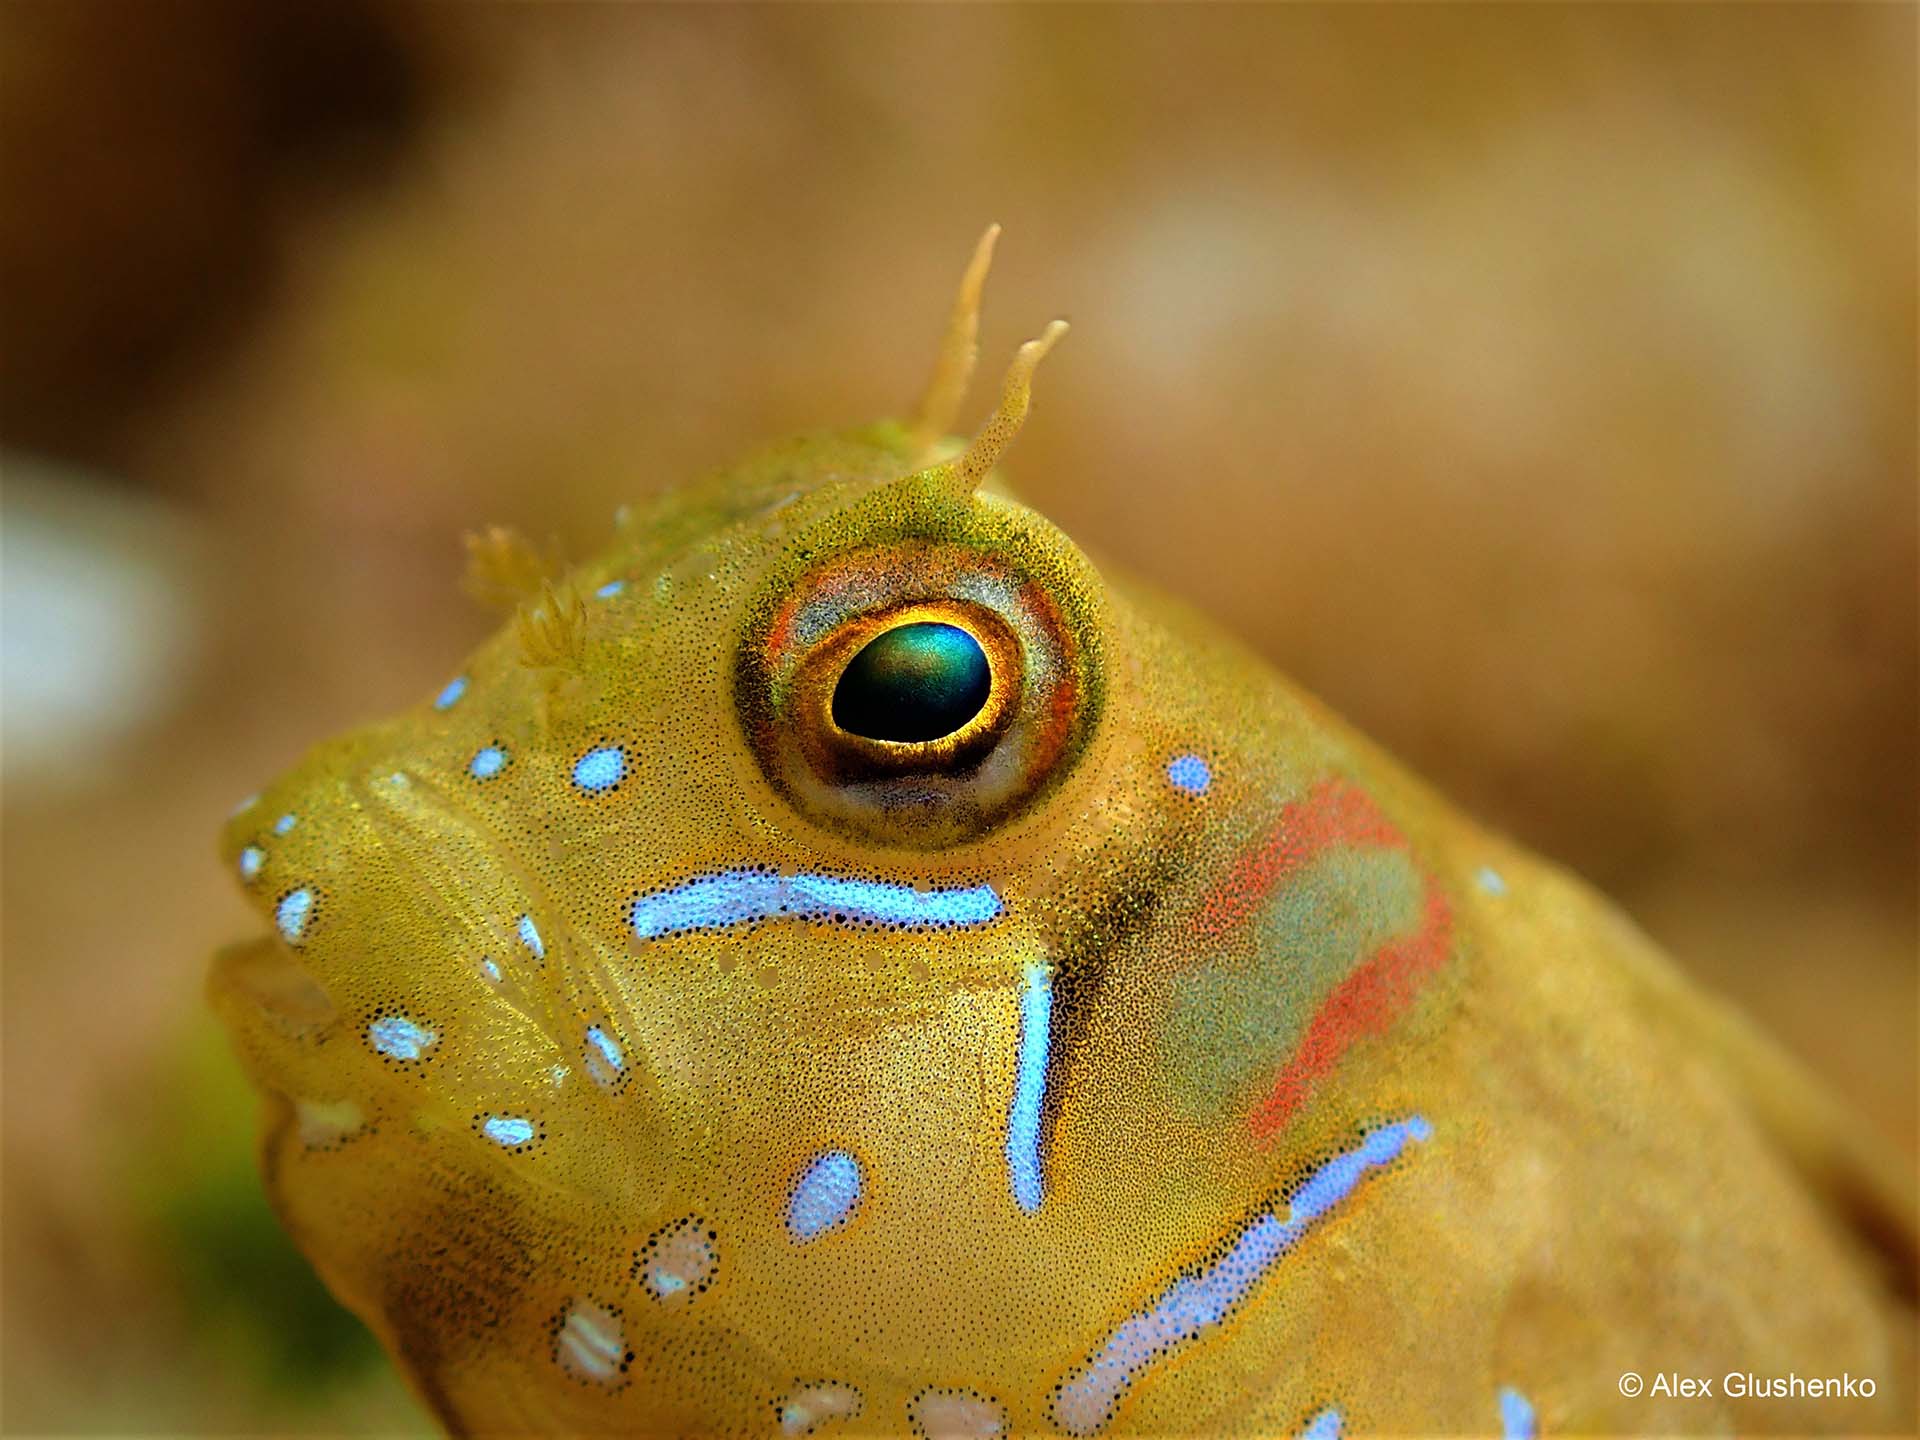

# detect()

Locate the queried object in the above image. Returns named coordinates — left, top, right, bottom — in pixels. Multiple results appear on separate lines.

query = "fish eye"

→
left=736, top=536, right=1106, bottom=850
left=830, top=621, right=992, bottom=744
left=802, top=601, right=1020, bottom=778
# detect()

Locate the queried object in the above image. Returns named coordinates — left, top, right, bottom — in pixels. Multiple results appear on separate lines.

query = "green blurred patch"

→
left=127, top=1012, right=386, bottom=1399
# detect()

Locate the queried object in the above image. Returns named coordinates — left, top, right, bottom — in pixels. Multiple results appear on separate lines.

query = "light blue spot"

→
left=1476, top=866, right=1508, bottom=896
left=273, top=812, right=297, bottom=836
left=1054, top=1116, right=1432, bottom=1435
left=585, top=1025, right=624, bottom=1073
left=518, top=914, right=545, bottom=960
left=276, top=888, right=314, bottom=944
left=368, top=1015, right=436, bottom=1061
left=787, top=1149, right=862, bottom=1241
left=469, top=746, right=508, bottom=780
left=482, top=1115, right=536, bottom=1148
left=434, top=676, right=468, bottom=710
left=595, top=580, right=626, bottom=599
left=1499, top=1388, right=1536, bottom=1440
left=650, top=1271, right=686, bottom=1295
left=1166, top=752, right=1212, bottom=795
left=630, top=869, right=1003, bottom=939
left=1006, top=962, right=1053, bottom=1214
left=1299, top=1409, right=1343, bottom=1440
left=572, top=746, right=625, bottom=792
left=238, top=846, right=265, bottom=882
left=479, top=957, right=502, bottom=983
left=230, top=792, right=259, bottom=817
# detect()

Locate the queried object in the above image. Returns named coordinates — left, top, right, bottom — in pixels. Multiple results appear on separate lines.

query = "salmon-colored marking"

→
left=1196, top=778, right=1455, bottom=1143
left=1249, top=883, right=1453, bottom=1141
left=1197, top=780, right=1402, bottom=938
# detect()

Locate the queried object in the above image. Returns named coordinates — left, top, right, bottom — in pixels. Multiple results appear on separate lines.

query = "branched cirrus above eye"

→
left=831, top=621, right=992, bottom=743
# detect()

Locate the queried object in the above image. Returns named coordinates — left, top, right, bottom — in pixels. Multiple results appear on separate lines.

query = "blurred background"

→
left=2, top=3, right=1913, bottom=1431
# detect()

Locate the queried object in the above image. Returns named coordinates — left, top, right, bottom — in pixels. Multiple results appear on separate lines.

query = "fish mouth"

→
left=210, top=932, right=337, bottom=1032
left=207, top=930, right=361, bottom=1155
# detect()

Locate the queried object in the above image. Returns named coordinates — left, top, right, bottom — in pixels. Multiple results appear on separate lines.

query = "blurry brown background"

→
left=2, top=4, right=1913, bottom=1432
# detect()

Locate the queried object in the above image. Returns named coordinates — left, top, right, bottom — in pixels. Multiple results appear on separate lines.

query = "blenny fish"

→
left=212, top=230, right=1916, bottom=1437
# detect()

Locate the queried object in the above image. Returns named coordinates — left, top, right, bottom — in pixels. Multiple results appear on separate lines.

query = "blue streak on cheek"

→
left=368, top=1015, right=436, bottom=1060
left=1005, top=962, right=1053, bottom=1214
left=1298, top=1409, right=1343, bottom=1440
left=1290, top=1115, right=1432, bottom=1223
left=276, top=888, right=314, bottom=944
left=583, top=1024, right=626, bottom=1089
left=1499, top=1388, right=1536, bottom=1439
left=787, top=1150, right=862, bottom=1241
left=481, top=1115, right=536, bottom=1148
left=787, top=873, right=1001, bottom=927
left=434, top=676, right=468, bottom=710
left=1165, top=752, right=1212, bottom=795
left=1052, top=1116, right=1432, bottom=1437
left=518, top=914, right=545, bottom=960
left=585, top=1025, right=623, bottom=1070
left=631, top=871, right=765, bottom=936
left=629, top=869, right=1003, bottom=939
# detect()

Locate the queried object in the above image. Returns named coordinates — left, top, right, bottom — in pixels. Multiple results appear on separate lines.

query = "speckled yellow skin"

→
left=213, top=271, right=1914, bottom=1437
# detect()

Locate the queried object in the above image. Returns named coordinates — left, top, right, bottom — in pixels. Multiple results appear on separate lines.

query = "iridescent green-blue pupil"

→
left=831, top=622, right=992, bottom=743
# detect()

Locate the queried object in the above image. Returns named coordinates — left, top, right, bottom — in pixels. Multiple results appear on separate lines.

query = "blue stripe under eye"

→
left=629, top=870, right=1003, bottom=939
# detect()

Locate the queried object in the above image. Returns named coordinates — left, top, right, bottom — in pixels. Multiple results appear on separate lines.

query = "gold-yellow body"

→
left=211, top=233, right=1915, bottom=1436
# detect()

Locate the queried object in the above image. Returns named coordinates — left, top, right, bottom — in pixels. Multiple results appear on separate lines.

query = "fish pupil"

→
left=832, top=622, right=991, bottom=743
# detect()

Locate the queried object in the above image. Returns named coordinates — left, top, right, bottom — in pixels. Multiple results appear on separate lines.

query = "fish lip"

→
left=210, top=931, right=338, bottom=1031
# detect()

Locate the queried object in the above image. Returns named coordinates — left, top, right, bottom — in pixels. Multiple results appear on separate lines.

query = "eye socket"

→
left=831, top=622, right=991, bottom=743
left=736, top=536, right=1104, bottom=850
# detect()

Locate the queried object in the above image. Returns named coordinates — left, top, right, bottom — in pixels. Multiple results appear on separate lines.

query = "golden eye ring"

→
left=793, top=601, right=1022, bottom=780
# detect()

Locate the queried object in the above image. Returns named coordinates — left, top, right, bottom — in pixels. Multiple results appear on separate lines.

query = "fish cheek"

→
left=255, top=1101, right=694, bottom=1433
left=1161, top=848, right=1427, bottom=1120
